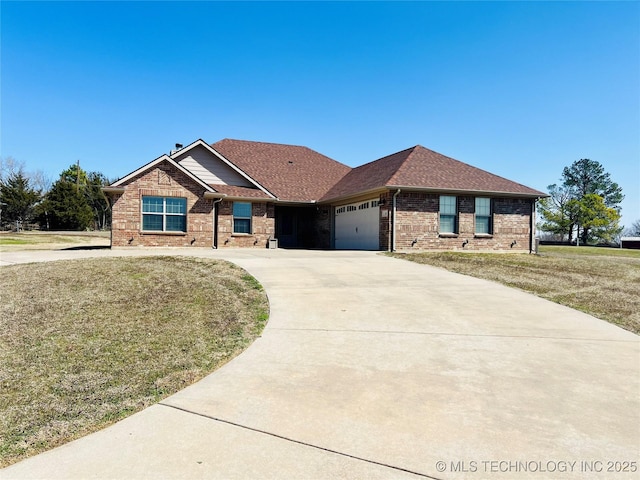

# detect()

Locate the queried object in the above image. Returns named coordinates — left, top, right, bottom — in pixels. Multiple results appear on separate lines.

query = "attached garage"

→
left=334, top=199, right=380, bottom=250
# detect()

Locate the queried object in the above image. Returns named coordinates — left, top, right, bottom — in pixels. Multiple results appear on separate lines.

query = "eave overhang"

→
left=102, top=186, right=126, bottom=195
left=385, top=185, right=548, bottom=199
left=319, top=187, right=388, bottom=205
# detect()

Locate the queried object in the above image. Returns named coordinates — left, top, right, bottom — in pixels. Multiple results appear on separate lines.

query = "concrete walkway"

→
left=1, top=248, right=638, bottom=479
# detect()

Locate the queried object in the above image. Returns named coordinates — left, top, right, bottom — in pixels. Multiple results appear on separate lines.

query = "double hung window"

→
left=233, top=202, right=252, bottom=234
left=439, top=196, right=457, bottom=234
left=475, top=197, right=492, bottom=234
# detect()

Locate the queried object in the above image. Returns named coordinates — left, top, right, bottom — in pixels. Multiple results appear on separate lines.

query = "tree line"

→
left=0, top=158, right=111, bottom=231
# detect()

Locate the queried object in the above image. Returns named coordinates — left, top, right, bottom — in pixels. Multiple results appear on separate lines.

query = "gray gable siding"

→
left=175, top=145, right=253, bottom=187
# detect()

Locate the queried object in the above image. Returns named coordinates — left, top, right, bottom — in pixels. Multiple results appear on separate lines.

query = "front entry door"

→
left=276, top=210, right=297, bottom=248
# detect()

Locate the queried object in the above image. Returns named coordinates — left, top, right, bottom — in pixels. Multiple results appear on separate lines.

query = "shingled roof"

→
left=321, top=145, right=545, bottom=201
left=211, top=139, right=351, bottom=202
left=209, top=184, right=274, bottom=200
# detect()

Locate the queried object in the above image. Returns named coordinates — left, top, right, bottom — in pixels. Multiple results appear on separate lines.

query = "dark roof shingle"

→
left=321, top=145, right=545, bottom=201
left=210, top=184, right=274, bottom=199
left=211, top=139, right=351, bottom=202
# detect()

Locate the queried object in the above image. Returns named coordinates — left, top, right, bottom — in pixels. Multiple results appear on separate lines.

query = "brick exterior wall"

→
left=110, top=163, right=533, bottom=251
left=217, top=201, right=275, bottom=248
left=110, top=163, right=214, bottom=247
left=379, top=192, right=533, bottom=252
left=312, top=206, right=332, bottom=249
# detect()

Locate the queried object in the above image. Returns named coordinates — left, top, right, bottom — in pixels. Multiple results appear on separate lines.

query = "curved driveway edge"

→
left=1, top=248, right=639, bottom=479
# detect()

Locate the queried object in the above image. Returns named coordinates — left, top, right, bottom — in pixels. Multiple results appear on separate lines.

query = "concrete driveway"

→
left=1, top=248, right=639, bottom=479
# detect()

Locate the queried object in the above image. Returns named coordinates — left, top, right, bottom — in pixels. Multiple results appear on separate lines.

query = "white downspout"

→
left=392, top=189, right=401, bottom=252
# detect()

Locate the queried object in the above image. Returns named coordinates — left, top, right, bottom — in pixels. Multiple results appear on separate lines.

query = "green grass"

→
left=388, top=245, right=640, bottom=335
left=0, top=256, right=269, bottom=467
left=0, top=238, right=31, bottom=245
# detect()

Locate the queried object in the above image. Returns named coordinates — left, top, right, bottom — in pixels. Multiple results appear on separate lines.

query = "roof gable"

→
left=110, top=154, right=215, bottom=193
left=211, top=139, right=351, bottom=202
left=173, top=144, right=253, bottom=187
left=172, top=139, right=274, bottom=198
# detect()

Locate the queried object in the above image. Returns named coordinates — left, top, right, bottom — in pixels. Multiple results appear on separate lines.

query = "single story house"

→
left=103, top=139, right=545, bottom=251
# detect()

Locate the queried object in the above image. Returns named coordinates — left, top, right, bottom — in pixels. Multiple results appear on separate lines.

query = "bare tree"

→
left=0, top=156, right=25, bottom=181
left=624, top=219, right=640, bottom=237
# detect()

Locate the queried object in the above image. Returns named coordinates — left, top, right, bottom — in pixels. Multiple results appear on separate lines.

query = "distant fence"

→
left=0, top=222, right=42, bottom=232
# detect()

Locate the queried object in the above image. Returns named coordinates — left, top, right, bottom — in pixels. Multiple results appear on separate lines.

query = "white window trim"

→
left=141, top=196, right=187, bottom=233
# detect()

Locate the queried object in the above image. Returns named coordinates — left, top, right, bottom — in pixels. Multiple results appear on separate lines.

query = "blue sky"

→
left=2, top=1, right=639, bottom=227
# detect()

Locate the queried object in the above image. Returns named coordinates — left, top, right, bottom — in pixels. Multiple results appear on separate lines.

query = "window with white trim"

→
left=233, top=202, right=252, bottom=234
left=142, top=196, right=187, bottom=232
left=475, top=197, right=492, bottom=234
left=439, top=195, right=457, bottom=234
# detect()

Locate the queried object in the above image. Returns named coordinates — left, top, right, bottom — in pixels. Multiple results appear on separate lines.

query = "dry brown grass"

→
left=388, top=246, right=640, bottom=335
left=0, top=256, right=268, bottom=466
left=0, top=231, right=110, bottom=251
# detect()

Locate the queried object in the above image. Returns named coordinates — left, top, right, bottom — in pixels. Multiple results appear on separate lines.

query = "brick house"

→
left=103, top=139, right=545, bottom=251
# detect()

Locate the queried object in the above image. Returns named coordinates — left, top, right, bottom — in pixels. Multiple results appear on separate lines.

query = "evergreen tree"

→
left=37, top=164, right=111, bottom=230
left=562, top=159, right=624, bottom=208
left=86, top=171, right=111, bottom=230
left=38, top=173, right=93, bottom=230
left=0, top=172, right=41, bottom=229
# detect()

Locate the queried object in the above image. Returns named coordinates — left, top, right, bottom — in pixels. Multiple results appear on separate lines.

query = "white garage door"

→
left=335, top=199, right=380, bottom=250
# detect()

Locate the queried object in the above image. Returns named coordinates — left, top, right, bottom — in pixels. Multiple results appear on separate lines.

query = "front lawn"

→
left=0, top=256, right=268, bottom=466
